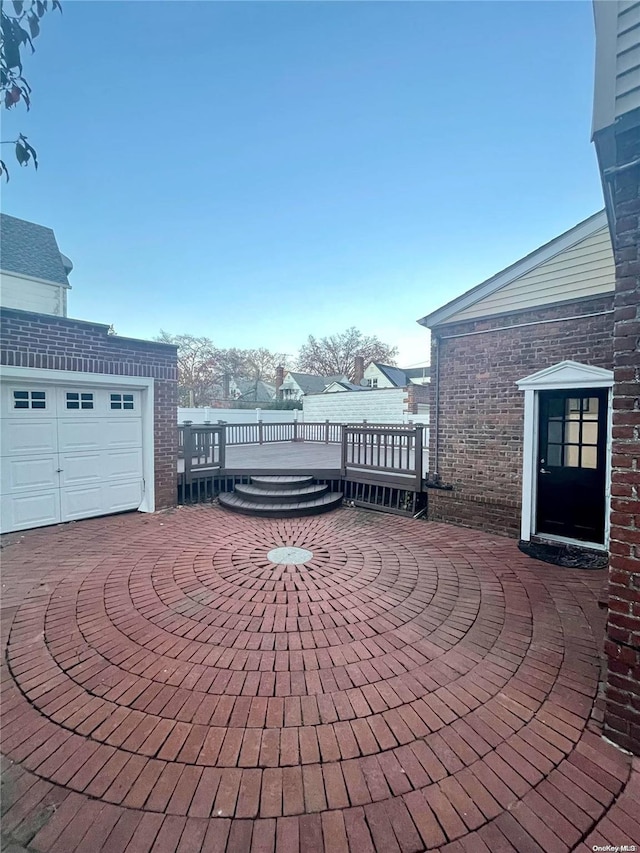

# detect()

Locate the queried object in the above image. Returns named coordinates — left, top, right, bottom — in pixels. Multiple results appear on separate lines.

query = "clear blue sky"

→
left=4, top=0, right=603, bottom=367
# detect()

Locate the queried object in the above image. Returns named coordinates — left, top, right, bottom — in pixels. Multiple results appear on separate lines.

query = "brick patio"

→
left=1, top=506, right=638, bottom=852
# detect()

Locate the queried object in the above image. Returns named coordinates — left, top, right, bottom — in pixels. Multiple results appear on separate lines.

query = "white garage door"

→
left=1, top=382, right=144, bottom=534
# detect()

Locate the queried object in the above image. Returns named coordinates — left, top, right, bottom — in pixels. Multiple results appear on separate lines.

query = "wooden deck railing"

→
left=178, top=421, right=428, bottom=487
left=341, top=425, right=424, bottom=491
left=179, top=425, right=226, bottom=482
left=181, top=420, right=344, bottom=447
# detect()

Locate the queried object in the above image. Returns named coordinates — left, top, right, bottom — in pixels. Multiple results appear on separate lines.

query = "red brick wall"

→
left=604, top=124, right=640, bottom=755
left=405, top=382, right=430, bottom=415
left=0, top=308, right=178, bottom=510
left=428, top=296, right=615, bottom=535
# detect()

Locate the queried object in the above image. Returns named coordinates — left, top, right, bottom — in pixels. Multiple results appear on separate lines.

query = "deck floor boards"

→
left=177, top=442, right=342, bottom=473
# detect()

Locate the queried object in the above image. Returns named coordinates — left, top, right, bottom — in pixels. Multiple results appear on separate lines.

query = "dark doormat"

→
left=518, top=540, right=608, bottom=570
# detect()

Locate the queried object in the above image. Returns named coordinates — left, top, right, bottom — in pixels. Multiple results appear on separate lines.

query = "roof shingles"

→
left=0, top=214, right=71, bottom=286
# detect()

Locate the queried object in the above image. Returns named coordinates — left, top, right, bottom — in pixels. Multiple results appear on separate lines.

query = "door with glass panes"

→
left=536, top=388, right=608, bottom=544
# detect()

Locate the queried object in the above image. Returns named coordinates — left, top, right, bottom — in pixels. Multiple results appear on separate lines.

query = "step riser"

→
left=219, top=474, right=342, bottom=519
left=250, top=476, right=314, bottom=491
left=218, top=495, right=343, bottom=519
left=234, top=485, right=329, bottom=505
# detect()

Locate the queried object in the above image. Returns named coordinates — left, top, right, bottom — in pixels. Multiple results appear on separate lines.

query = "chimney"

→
left=222, top=372, right=230, bottom=400
left=354, top=356, right=365, bottom=386
left=275, top=365, right=284, bottom=400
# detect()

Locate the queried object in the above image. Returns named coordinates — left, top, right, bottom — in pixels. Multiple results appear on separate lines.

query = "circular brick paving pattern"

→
left=1, top=506, right=629, bottom=853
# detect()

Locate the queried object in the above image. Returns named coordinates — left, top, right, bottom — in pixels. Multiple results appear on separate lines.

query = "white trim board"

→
left=517, top=361, right=613, bottom=546
left=0, top=366, right=155, bottom=513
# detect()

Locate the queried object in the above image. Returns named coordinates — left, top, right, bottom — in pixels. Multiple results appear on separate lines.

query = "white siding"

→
left=303, top=388, right=427, bottom=425
left=445, top=226, right=615, bottom=323
left=0, top=271, right=66, bottom=316
left=593, top=1, right=640, bottom=131
left=616, top=1, right=640, bottom=116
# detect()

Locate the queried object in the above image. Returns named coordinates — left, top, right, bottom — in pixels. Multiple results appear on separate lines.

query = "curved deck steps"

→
left=218, top=475, right=343, bottom=518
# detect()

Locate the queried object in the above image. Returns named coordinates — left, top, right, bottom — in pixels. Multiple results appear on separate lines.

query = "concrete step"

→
left=234, top=483, right=329, bottom=504
left=218, top=491, right=343, bottom=518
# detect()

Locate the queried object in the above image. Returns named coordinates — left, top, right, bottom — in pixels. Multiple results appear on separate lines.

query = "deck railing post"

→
left=341, top=427, right=349, bottom=475
left=294, top=419, right=298, bottom=442
left=414, top=425, right=423, bottom=491
left=258, top=420, right=264, bottom=445
left=219, top=425, right=226, bottom=468
left=325, top=420, right=330, bottom=444
left=183, top=425, right=194, bottom=484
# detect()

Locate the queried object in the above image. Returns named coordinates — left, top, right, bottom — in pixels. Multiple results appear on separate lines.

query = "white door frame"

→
left=517, top=360, right=614, bottom=549
left=1, top=366, right=155, bottom=513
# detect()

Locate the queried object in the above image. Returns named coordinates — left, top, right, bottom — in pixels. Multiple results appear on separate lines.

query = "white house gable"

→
left=363, top=364, right=394, bottom=388
left=444, top=225, right=614, bottom=324
left=419, top=212, right=614, bottom=329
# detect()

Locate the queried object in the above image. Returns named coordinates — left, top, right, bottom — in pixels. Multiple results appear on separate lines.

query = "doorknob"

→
left=539, top=468, right=550, bottom=475
left=56, top=468, right=63, bottom=473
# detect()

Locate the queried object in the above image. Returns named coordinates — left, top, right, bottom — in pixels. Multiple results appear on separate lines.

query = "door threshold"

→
left=531, top=533, right=608, bottom=553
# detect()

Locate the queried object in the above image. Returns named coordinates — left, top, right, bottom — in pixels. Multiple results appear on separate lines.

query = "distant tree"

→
left=243, top=347, right=289, bottom=383
left=297, top=327, right=398, bottom=380
left=156, top=331, right=220, bottom=407
left=216, top=348, right=250, bottom=382
left=156, top=333, right=292, bottom=404
left=1, top=0, right=62, bottom=180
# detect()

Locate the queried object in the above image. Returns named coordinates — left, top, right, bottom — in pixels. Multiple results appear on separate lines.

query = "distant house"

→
left=229, top=378, right=276, bottom=403
left=323, top=380, right=368, bottom=393
left=279, top=371, right=348, bottom=400
left=363, top=362, right=431, bottom=389
left=0, top=213, right=73, bottom=316
left=0, top=214, right=178, bottom=534
left=419, top=210, right=614, bottom=544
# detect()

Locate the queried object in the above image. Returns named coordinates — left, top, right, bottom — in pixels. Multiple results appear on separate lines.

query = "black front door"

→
left=536, top=388, right=608, bottom=544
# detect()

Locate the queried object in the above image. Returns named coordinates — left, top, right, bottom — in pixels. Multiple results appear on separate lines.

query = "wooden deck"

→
left=177, top=442, right=342, bottom=475
left=225, top=442, right=342, bottom=471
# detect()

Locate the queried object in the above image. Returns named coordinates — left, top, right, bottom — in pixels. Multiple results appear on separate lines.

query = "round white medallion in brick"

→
left=267, top=546, right=313, bottom=565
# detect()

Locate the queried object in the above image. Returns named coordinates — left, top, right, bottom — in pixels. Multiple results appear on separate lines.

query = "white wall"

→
left=0, top=271, right=67, bottom=316
left=303, top=388, right=427, bottom=424
left=178, top=407, right=302, bottom=424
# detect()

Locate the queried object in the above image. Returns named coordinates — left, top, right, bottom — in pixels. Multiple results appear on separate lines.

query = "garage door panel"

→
left=59, top=450, right=143, bottom=484
left=105, top=418, right=142, bottom=448
left=1, top=419, right=58, bottom=456
left=1, top=455, right=59, bottom=492
left=59, top=453, right=103, bottom=486
left=61, top=480, right=142, bottom=520
left=1, top=491, right=60, bottom=533
left=104, top=480, right=143, bottom=512
left=60, top=485, right=105, bottom=521
left=57, top=419, right=104, bottom=453
left=104, top=449, right=143, bottom=480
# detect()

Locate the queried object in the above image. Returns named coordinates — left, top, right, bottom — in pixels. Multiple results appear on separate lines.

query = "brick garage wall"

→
left=428, top=296, right=614, bottom=536
left=0, top=308, right=178, bottom=510
left=604, top=124, right=640, bottom=755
